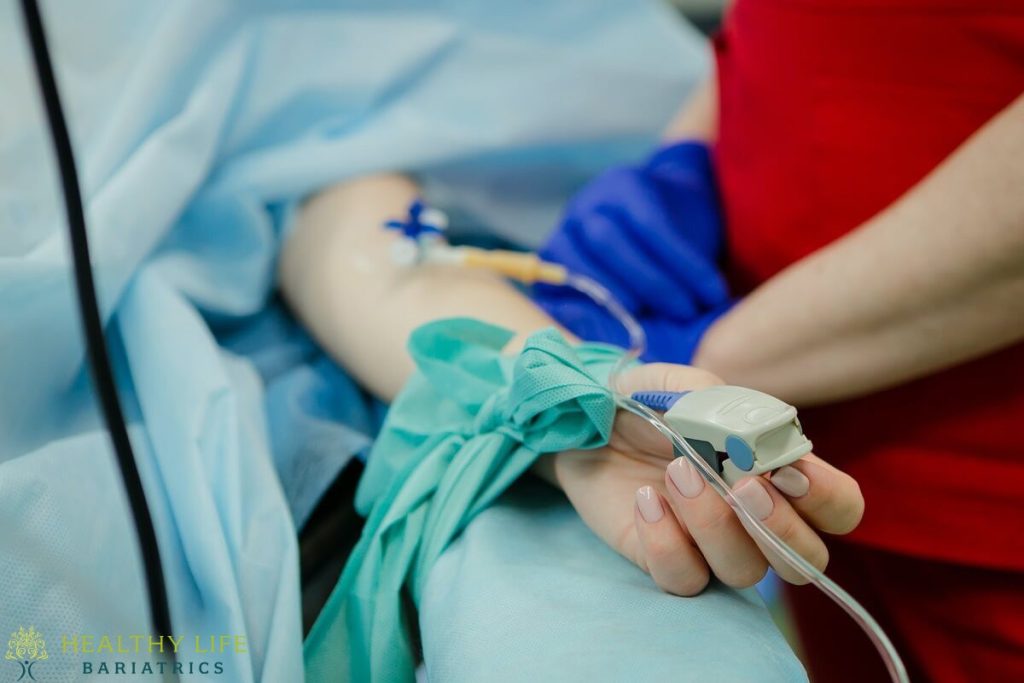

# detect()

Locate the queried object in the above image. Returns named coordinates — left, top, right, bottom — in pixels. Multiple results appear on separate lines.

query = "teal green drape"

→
left=304, top=318, right=625, bottom=681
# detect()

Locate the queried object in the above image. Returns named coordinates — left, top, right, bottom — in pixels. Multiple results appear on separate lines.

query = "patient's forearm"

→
left=279, top=174, right=560, bottom=401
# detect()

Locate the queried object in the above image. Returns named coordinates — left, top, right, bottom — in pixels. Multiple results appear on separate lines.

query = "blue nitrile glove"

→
left=541, top=292, right=733, bottom=364
left=533, top=140, right=733, bottom=363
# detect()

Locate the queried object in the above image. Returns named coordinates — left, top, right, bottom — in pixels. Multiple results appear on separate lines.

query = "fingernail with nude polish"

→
left=734, top=478, right=774, bottom=520
left=668, top=457, right=704, bottom=498
left=635, top=486, right=664, bottom=523
left=771, top=466, right=810, bottom=498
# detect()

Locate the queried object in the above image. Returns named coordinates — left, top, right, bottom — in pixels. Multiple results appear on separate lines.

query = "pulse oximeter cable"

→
left=572, top=275, right=909, bottom=683
left=19, top=0, right=175, bottom=649
left=566, top=270, right=907, bottom=683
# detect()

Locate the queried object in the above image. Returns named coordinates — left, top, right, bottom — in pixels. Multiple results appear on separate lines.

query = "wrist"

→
left=644, top=300, right=735, bottom=365
left=530, top=455, right=561, bottom=489
left=689, top=303, right=737, bottom=377
left=530, top=450, right=593, bottom=492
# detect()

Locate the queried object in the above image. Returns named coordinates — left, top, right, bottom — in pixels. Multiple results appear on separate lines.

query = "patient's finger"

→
left=768, top=453, right=864, bottom=535
left=634, top=486, right=710, bottom=596
left=612, top=363, right=724, bottom=457
left=663, top=458, right=769, bottom=588
left=732, top=476, right=830, bottom=585
left=614, top=362, right=724, bottom=396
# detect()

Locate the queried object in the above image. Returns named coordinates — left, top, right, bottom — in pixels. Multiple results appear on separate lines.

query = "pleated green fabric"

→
left=304, top=318, right=624, bottom=682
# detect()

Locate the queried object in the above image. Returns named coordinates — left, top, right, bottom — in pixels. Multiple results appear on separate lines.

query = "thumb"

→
left=612, top=363, right=724, bottom=457
left=614, top=362, right=723, bottom=397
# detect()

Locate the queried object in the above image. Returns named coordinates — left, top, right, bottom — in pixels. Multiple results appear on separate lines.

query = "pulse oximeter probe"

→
left=631, top=386, right=812, bottom=486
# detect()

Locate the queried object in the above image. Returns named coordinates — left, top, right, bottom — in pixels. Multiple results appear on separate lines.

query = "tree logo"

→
left=5, top=626, right=48, bottom=681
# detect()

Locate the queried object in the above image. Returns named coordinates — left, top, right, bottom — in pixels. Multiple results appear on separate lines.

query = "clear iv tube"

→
left=563, top=273, right=909, bottom=683
left=564, top=274, right=648, bottom=357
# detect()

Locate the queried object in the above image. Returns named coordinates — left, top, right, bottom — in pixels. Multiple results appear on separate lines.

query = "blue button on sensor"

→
left=725, top=434, right=755, bottom=471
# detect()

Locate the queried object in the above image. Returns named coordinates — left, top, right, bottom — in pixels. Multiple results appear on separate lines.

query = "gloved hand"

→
left=544, top=294, right=732, bottom=364
left=533, top=140, right=733, bottom=362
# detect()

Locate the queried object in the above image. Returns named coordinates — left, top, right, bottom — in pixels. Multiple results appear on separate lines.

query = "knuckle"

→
left=780, top=569, right=812, bottom=586
left=617, top=527, right=649, bottom=573
left=810, top=544, right=830, bottom=573
left=662, top=568, right=711, bottom=597
left=655, top=363, right=724, bottom=391
left=643, top=536, right=679, bottom=565
left=797, top=469, right=865, bottom=535
left=835, top=480, right=866, bottom=534
left=587, top=213, right=620, bottom=240
left=717, top=559, right=769, bottom=589
left=691, top=497, right=737, bottom=535
left=769, top=510, right=804, bottom=544
left=686, top=367, right=726, bottom=388
left=802, top=475, right=834, bottom=518
left=822, top=478, right=865, bottom=535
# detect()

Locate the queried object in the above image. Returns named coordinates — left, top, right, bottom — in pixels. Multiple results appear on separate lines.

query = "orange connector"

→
left=460, top=248, right=568, bottom=285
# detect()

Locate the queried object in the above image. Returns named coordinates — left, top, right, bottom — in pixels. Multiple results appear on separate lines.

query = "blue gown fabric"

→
left=0, top=2, right=801, bottom=681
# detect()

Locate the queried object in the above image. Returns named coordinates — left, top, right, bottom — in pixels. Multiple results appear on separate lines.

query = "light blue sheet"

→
left=423, top=479, right=805, bottom=683
left=0, top=1, right=709, bottom=681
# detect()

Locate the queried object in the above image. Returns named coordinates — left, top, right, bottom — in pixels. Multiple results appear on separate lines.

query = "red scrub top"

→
left=714, top=0, right=1024, bottom=569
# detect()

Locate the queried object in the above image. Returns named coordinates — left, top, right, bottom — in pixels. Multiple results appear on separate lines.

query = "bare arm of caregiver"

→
left=694, top=93, right=1024, bottom=405
left=279, top=172, right=863, bottom=595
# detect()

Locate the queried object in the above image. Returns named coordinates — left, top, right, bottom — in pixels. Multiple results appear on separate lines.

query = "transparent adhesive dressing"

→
left=565, top=273, right=909, bottom=683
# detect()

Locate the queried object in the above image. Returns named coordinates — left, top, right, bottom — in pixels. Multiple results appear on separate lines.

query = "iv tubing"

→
left=445, top=246, right=570, bottom=285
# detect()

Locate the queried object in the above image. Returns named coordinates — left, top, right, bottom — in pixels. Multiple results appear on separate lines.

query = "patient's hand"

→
left=538, top=363, right=864, bottom=595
